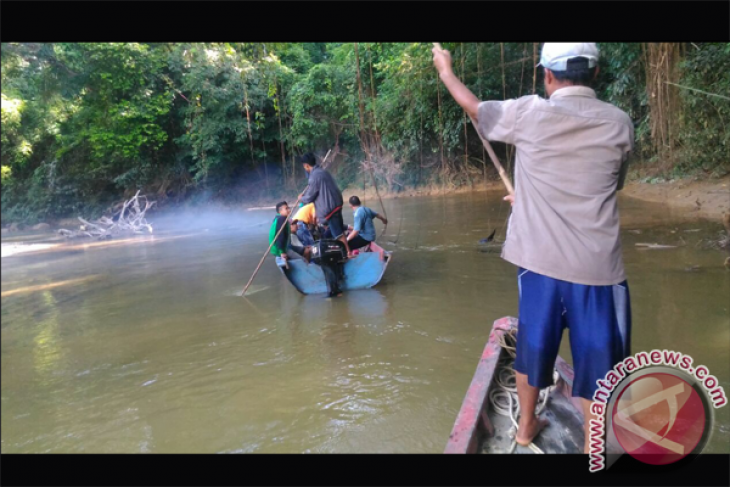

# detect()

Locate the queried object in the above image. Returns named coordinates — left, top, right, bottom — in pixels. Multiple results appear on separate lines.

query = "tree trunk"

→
left=354, top=43, right=369, bottom=156
left=275, top=80, right=287, bottom=187
left=243, top=84, right=256, bottom=168
left=643, top=43, right=682, bottom=163
left=367, top=44, right=382, bottom=156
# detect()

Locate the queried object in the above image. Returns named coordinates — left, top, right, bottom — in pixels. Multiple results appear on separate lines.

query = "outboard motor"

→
left=311, top=239, right=347, bottom=296
left=311, top=239, right=347, bottom=265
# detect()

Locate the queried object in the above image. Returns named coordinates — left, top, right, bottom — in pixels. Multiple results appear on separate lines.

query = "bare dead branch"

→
left=59, top=192, right=155, bottom=240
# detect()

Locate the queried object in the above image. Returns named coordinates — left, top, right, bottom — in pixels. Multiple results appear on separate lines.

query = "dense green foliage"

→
left=2, top=43, right=728, bottom=224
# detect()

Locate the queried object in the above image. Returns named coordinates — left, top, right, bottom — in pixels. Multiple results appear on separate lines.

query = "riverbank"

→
left=344, top=176, right=729, bottom=222
left=622, top=175, right=729, bottom=220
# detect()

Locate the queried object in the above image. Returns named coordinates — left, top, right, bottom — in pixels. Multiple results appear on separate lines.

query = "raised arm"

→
left=432, top=46, right=480, bottom=121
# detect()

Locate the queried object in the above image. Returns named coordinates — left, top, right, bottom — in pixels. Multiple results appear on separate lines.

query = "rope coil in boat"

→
left=488, top=327, right=559, bottom=454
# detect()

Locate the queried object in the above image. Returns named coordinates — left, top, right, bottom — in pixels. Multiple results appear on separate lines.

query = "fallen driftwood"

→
left=635, top=243, right=678, bottom=249
left=58, top=191, right=155, bottom=240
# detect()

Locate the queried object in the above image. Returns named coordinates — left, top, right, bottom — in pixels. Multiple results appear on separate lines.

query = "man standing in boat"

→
left=298, top=152, right=351, bottom=256
left=299, top=152, right=350, bottom=297
left=434, top=43, right=634, bottom=453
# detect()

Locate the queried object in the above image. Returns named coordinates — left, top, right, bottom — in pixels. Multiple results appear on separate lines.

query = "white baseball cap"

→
left=537, top=43, right=599, bottom=71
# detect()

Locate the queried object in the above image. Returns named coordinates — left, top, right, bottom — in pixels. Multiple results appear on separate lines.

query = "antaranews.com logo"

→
left=588, top=350, right=727, bottom=472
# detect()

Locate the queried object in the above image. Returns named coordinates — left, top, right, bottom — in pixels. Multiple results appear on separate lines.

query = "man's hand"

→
left=503, top=194, right=515, bottom=206
left=432, top=46, right=453, bottom=77
left=432, top=43, right=479, bottom=120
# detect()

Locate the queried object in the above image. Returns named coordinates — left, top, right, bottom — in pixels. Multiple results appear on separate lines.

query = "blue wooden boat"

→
left=275, top=242, right=392, bottom=295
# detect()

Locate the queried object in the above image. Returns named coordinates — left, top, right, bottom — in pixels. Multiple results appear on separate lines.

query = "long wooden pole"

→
left=241, top=149, right=331, bottom=296
left=433, top=43, right=515, bottom=196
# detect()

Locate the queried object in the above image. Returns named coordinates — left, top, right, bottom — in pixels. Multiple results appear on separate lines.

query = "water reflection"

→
left=32, top=292, right=64, bottom=383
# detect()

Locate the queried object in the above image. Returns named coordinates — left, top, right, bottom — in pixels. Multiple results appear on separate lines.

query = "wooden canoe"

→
left=445, top=316, right=588, bottom=454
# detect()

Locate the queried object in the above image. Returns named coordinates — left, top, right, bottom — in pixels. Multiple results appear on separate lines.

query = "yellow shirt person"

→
left=292, top=203, right=316, bottom=226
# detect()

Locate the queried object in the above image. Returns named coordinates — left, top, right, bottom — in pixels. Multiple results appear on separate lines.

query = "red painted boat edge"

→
left=444, top=316, right=517, bottom=454
left=444, top=316, right=582, bottom=453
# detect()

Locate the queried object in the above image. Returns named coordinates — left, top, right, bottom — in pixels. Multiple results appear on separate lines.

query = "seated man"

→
left=346, top=196, right=388, bottom=254
left=269, top=201, right=311, bottom=265
left=291, top=202, right=316, bottom=247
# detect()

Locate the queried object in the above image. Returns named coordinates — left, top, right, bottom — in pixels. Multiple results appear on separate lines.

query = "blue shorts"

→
left=514, top=267, right=631, bottom=401
left=296, top=225, right=315, bottom=247
left=325, top=210, right=345, bottom=239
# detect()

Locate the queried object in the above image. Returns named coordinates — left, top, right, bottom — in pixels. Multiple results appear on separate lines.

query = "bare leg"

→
left=338, top=235, right=351, bottom=256
left=515, top=371, right=549, bottom=446
left=303, top=246, right=312, bottom=264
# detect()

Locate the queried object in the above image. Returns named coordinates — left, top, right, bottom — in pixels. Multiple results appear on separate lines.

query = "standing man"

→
left=433, top=43, right=634, bottom=453
left=299, top=152, right=351, bottom=256
left=299, top=152, right=350, bottom=297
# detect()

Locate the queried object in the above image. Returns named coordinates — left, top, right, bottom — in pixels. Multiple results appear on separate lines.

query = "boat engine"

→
left=311, top=239, right=347, bottom=266
left=311, top=239, right=347, bottom=295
